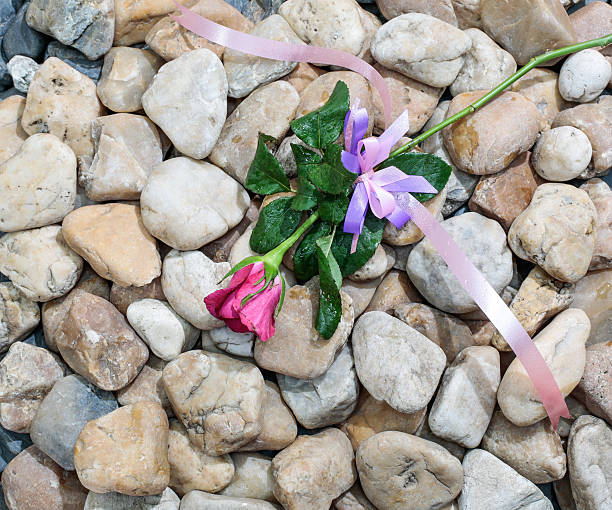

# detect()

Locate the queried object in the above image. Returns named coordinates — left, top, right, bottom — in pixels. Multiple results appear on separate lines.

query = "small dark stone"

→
left=1, top=2, right=48, bottom=62
left=44, top=41, right=103, bottom=82
left=0, top=87, right=24, bottom=99
left=225, top=0, right=283, bottom=21
left=0, top=52, right=12, bottom=90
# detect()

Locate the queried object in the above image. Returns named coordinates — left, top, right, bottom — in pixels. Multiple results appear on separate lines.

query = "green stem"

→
left=388, top=33, right=612, bottom=159
left=265, top=210, right=320, bottom=267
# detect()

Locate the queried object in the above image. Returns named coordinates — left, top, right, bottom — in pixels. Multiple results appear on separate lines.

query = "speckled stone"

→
left=0, top=95, right=28, bottom=165
left=83, top=487, right=180, bottom=510
left=0, top=281, right=40, bottom=353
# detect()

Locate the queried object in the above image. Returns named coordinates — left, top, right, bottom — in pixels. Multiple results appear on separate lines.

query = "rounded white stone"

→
left=532, top=126, right=592, bottom=182
left=558, top=49, right=611, bottom=103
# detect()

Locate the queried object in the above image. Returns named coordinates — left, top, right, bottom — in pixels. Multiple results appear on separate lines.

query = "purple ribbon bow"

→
left=342, top=106, right=438, bottom=252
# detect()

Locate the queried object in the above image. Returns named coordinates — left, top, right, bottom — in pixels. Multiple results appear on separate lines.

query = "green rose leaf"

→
left=245, top=134, right=292, bottom=195
left=291, top=144, right=321, bottom=211
left=318, top=193, right=349, bottom=224
left=305, top=143, right=355, bottom=195
left=290, top=81, right=349, bottom=149
left=292, top=221, right=331, bottom=282
left=315, top=232, right=343, bottom=339
left=331, top=212, right=386, bottom=277
left=250, top=197, right=302, bottom=253
left=378, top=152, right=452, bottom=202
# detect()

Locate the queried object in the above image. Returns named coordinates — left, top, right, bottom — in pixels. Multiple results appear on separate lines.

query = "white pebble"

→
left=7, top=56, right=39, bottom=93
left=558, top=49, right=611, bottom=103
left=532, top=126, right=592, bottom=181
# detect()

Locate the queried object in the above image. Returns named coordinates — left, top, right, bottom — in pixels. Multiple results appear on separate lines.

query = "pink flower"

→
left=204, top=262, right=282, bottom=341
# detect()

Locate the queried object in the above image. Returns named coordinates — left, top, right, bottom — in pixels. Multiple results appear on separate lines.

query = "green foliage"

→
left=315, top=232, right=343, bottom=339
left=293, top=221, right=331, bottom=282
left=250, top=197, right=302, bottom=254
left=291, top=144, right=321, bottom=211
left=245, top=135, right=291, bottom=195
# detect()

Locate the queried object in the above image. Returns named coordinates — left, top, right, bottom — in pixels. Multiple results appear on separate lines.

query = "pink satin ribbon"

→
left=170, top=1, right=392, bottom=126
left=171, top=2, right=569, bottom=428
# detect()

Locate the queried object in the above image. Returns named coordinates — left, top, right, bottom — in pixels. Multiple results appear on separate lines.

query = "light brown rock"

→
left=482, top=409, right=566, bottom=484
left=574, top=341, right=611, bottom=424
left=498, top=309, right=589, bottom=426
left=1, top=446, right=87, bottom=510
left=282, top=63, right=325, bottom=94
left=162, top=351, right=265, bottom=455
left=210, top=81, right=299, bottom=185
left=572, top=269, right=611, bottom=347
left=510, top=69, right=566, bottom=128
left=62, top=203, right=161, bottom=287
left=114, top=0, right=182, bottom=45
left=333, top=484, right=377, bottom=510
left=490, top=266, right=575, bottom=351
left=21, top=57, right=103, bottom=170
left=0, top=225, right=83, bottom=302
left=508, top=184, right=597, bottom=283
left=442, top=90, right=544, bottom=175
left=341, top=278, right=380, bottom=318
left=116, top=364, right=172, bottom=413
left=581, top=179, right=612, bottom=271
left=468, top=152, right=540, bottom=231
left=239, top=381, right=297, bottom=452
left=219, top=453, right=276, bottom=502
left=376, top=0, right=458, bottom=25
left=145, top=0, right=252, bottom=61
left=254, top=277, right=354, bottom=379
left=168, top=419, right=234, bottom=496
left=356, top=431, right=463, bottom=510
left=271, top=428, right=357, bottom=510
left=569, top=1, right=612, bottom=61
left=0, top=282, right=40, bottom=353
left=56, top=289, right=148, bottom=390
left=452, top=0, right=482, bottom=29
left=109, top=277, right=165, bottom=315
left=481, top=0, right=576, bottom=65
left=340, top=389, right=425, bottom=450
left=74, top=402, right=170, bottom=496
left=97, top=47, right=164, bottom=113
left=0, top=95, right=27, bottom=164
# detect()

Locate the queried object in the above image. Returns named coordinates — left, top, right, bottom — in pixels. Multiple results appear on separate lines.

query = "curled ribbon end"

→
left=350, top=234, right=359, bottom=254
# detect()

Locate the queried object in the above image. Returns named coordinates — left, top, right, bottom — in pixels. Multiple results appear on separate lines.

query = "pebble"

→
left=116, top=365, right=172, bottom=413
left=371, top=13, right=471, bottom=87
left=281, top=62, right=325, bottom=94
left=167, top=419, right=234, bottom=496
left=428, top=346, right=500, bottom=448
left=458, top=449, right=553, bottom=510
left=83, top=487, right=180, bottom=510
left=333, top=483, right=378, bottom=510
left=349, top=245, right=394, bottom=282
left=552, top=102, right=612, bottom=178
left=497, top=308, right=589, bottom=426
left=62, top=203, right=161, bottom=287
left=203, top=327, right=255, bottom=357
left=574, top=268, right=611, bottom=348
left=394, top=302, right=481, bottom=364
left=127, top=299, right=198, bottom=361
left=210, top=81, right=299, bottom=185
left=254, top=277, right=354, bottom=379
left=442, top=90, right=543, bottom=175
left=109, top=277, right=166, bottom=316
left=341, top=389, right=425, bottom=450
left=55, top=289, right=149, bottom=390
left=1, top=2, right=48, bottom=62
left=239, top=380, right=297, bottom=452
left=558, top=49, right=611, bottom=103
left=1, top=445, right=88, bottom=510
left=0, top=95, right=27, bottom=165
left=97, top=47, right=164, bottom=113
left=219, top=453, right=276, bottom=502
left=145, top=0, right=253, bottom=61
left=25, top=0, right=114, bottom=59
left=0, top=225, right=83, bottom=302
left=162, top=351, right=265, bottom=455
left=271, top=428, right=356, bottom=510
left=352, top=312, right=446, bottom=413
left=0, top=342, right=65, bottom=433
left=161, top=250, right=230, bottom=330
left=113, top=0, right=177, bottom=45
left=277, top=344, right=359, bottom=429
left=480, top=0, right=575, bottom=65
left=83, top=113, right=163, bottom=201
left=141, top=157, right=249, bottom=250
left=5, top=55, right=37, bottom=93
left=510, top=69, right=566, bottom=128
left=552, top=476, right=576, bottom=510
left=0, top=282, right=39, bottom=353
left=21, top=57, right=103, bottom=170
left=451, top=28, right=516, bottom=96
left=481, top=409, right=566, bottom=484
left=180, top=491, right=279, bottom=510
left=224, top=15, right=304, bottom=98
left=142, top=48, right=227, bottom=159
left=29, top=374, right=117, bottom=470
left=575, top=341, right=611, bottom=423
left=468, top=152, right=540, bottom=230
left=567, top=415, right=612, bottom=510
left=45, top=41, right=103, bottom=82
left=356, top=431, right=463, bottom=510
left=279, top=0, right=372, bottom=57
left=407, top=212, right=512, bottom=313
left=508, top=184, right=597, bottom=283
left=416, top=417, right=466, bottom=461
left=490, top=266, right=574, bottom=351
left=364, top=269, right=423, bottom=314
left=557, top=396, right=589, bottom=439
left=0, top=133, right=76, bottom=232
left=74, top=402, right=170, bottom=496
left=581, top=179, right=612, bottom=271
left=341, top=278, right=379, bottom=318
left=377, top=0, right=458, bottom=25
left=569, top=0, right=612, bottom=45
left=532, top=127, right=592, bottom=182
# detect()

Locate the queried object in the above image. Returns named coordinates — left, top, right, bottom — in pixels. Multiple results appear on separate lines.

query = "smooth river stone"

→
left=574, top=341, right=612, bottom=424
left=497, top=308, right=589, bottom=426
left=0, top=281, right=40, bottom=352
left=180, top=491, right=279, bottom=510
left=110, top=277, right=166, bottom=316
left=84, top=488, right=180, bottom=510
left=219, top=453, right=275, bottom=502
left=0, top=95, right=27, bottom=164
left=582, top=178, right=612, bottom=271
left=117, top=365, right=172, bottom=413
left=62, top=203, right=162, bottom=287
left=352, top=311, right=446, bottom=414
left=142, top=48, right=227, bottom=159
